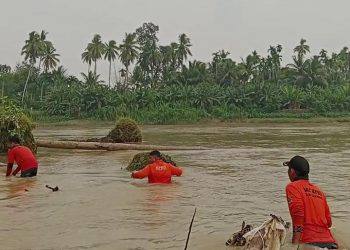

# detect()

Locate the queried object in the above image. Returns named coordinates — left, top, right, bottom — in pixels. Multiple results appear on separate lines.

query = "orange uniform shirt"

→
left=132, top=159, right=182, bottom=183
left=286, top=179, right=336, bottom=244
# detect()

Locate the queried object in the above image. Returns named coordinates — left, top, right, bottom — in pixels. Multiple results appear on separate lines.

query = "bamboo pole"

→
left=36, top=139, right=206, bottom=151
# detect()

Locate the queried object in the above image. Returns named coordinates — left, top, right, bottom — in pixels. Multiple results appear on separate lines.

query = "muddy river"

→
left=0, top=122, right=349, bottom=250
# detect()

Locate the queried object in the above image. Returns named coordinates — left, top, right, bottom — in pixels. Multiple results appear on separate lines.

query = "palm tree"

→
left=21, top=31, right=45, bottom=103
left=81, top=71, right=104, bottom=85
left=294, top=39, right=310, bottom=64
left=40, top=46, right=60, bottom=100
left=81, top=50, right=93, bottom=72
left=37, top=30, right=53, bottom=72
left=83, top=34, right=105, bottom=75
left=177, top=34, right=192, bottom=67
left=104, top=40, right=119, bottom=87
left=118, top=33, right=139, bottom=83
left=170, top=42, right=179, bottom=70
left=42, top=47, right=60, bottom=73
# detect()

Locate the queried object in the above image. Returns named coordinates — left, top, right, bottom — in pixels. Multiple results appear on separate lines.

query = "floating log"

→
left=36, top=139, right=205, bottom=151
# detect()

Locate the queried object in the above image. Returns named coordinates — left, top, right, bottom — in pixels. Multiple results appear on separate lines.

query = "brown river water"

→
left=0, top=122, right=349, bottom=250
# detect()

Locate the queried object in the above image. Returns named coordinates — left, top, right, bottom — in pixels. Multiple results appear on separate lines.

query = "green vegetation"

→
left=126, top=152, right=177, bottom=171
left=103, top=118, right=142, bottom=143
left=1, top=23, right=350, bottom=124
left=0, top=98, right=36, bottom=153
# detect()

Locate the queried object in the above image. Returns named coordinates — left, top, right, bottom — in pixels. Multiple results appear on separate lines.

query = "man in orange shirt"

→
left=284, top=155, right=337, bottom=249
left=131, top=150, right=182, bottom=183
left=6, top=135, right=38, bottom=177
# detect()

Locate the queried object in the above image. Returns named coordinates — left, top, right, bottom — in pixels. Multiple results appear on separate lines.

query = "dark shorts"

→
left=308, top=242, right=338, bottom=249
left=20, top=168, right=37, bottom=178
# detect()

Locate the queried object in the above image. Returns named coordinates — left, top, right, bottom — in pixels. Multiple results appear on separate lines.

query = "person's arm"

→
left=12, top=166, right=21, bottom=176
left=286, top=185, right=304, bottom=244
left=170, top=164, right=182, bottom=176
left=6, top=163, right=13, bottom=177
left=131, top=165, right=150, bottom=179
left=6, top=149, right=15, bottom=177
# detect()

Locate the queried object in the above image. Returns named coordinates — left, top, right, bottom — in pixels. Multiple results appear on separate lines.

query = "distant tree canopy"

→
left=0, top=23, right=349, bottom=123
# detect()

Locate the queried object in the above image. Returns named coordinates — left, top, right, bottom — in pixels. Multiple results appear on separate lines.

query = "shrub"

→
left=104, top=117, right=142, bottom=143
left=0, top=98, right=36, bottom=153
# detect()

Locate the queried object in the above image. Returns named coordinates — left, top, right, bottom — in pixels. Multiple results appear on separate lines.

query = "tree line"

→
left=0, top=22, right=349, bottom=123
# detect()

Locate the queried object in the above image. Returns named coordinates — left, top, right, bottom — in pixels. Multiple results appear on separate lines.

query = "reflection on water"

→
left=0, top=177, right=37, bottom=200
left=0, top=122, right=349, bottom=249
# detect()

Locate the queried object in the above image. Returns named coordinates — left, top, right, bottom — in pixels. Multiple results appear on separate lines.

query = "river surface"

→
left=0, top=122, right=349, bottom=250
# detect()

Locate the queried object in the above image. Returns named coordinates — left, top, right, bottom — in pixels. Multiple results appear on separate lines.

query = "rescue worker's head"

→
left=8, top=135, right=21, bottom=148
left=283, top=155, right=310, bottom=181
left=149, top=150, right=161, bottom=162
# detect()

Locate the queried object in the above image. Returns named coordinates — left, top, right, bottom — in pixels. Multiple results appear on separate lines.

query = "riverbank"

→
left=32, top=112, right=350, bottom=126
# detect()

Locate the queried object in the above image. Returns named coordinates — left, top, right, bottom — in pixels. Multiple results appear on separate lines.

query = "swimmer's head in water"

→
left=149, top=150, right=161, bottom=162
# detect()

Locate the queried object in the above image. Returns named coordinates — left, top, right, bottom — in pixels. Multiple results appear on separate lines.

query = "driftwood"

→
left=36, top=139, right=205, bottom=151
left=226, top=214, right=290, bottom=250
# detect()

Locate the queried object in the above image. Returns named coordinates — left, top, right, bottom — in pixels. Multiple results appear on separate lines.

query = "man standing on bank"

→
left=284, top=155, right=337, bottom=249
left=6, top=135, right=38, bottom=177
left=131, top=150, right=182, bottom=184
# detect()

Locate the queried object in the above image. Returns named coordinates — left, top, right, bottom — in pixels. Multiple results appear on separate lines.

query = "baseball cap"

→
left=283, top=155, right=310, bottom=176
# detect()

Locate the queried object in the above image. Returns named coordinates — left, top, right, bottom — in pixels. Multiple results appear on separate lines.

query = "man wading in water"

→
left=6, top=135, right=38, bottom=177
left=131, top=150, right=182, bottom=183
left=284, top=156, right=338, bottom=249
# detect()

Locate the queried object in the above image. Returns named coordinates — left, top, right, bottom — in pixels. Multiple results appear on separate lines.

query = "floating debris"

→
left=226, top=214, right=290, bottom=250
left=45, top=185, right=59, bottom=192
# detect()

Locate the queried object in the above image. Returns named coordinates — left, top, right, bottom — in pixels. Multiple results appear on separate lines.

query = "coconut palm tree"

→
left=83, top=34, right=105, bottom=75
left=168, top=42, right=179, bottom=70
left=42, top=47, right=60, bottom=73
left=37, top=30, right=54, bottom=72
left=81, top=50, right=93, bottom=72
left=40, top=46, right=60, bottom=100
left=81, top=71, right=104, bottom=85
left=294, top=39, right=310, bottom=64
left=118, top=33, right=139, bottom=83
left=177, top=34, right=192, bottom=67
left=104, top=40, right=119, bottom=87
left=21, top=31, right=46, bottom=103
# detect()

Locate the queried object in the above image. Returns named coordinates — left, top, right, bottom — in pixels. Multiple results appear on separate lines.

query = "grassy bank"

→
left=30, top=110, right=350, bottom=126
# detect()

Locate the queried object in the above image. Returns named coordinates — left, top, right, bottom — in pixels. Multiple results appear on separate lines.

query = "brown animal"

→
left=226, top=214, right=290, bottom=250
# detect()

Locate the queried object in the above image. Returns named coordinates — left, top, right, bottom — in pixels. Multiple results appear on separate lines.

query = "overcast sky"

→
left=1, top=0, right=349, bottom=80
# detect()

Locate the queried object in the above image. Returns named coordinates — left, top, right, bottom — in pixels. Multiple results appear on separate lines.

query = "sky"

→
left=1, top=0, right=349, bottom=80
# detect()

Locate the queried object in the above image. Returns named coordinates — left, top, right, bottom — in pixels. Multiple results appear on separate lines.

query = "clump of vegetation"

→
left=126, top=152, right=177, bottom=171
left=0, top=98, right=36, bottom=153
left=102, top=118, right=142, bottom=143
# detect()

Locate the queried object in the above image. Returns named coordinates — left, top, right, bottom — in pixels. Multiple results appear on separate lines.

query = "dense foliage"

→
left=103, top=118, right=142, bottom=143
left=126, top=152, right=177, bottom=171
left=0, top=98, right=36, bottom=153
left=1, top=23, right=350, bottom=124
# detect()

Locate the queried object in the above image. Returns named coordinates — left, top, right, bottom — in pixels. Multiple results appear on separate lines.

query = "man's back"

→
left=286, top=179, right=336, bottom=244
left=8, top=146, right=38, bottom=172
left=132, top=159, right=182, bottom=183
